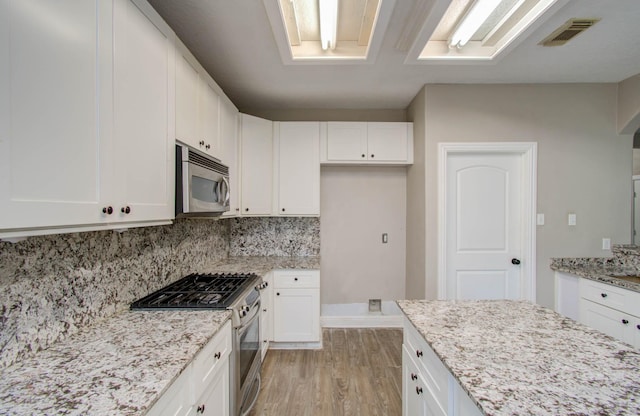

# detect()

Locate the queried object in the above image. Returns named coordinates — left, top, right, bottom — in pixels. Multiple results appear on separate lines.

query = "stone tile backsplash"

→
left=0, top=219, right=229, bottom=369
left=0, top=216, right=320, bottom=369
left=229, top=217, right=320, bottom=256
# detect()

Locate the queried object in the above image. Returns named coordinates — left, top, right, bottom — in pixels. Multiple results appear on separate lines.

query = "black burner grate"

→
left=130, top=273, right=258, bottom=309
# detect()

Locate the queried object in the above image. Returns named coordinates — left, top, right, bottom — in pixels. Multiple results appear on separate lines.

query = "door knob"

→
left=511, top=258, right=521, bottom=265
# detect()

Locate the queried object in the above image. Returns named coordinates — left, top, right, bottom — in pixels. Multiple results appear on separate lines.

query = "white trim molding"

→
left=437, top=142, right=538, bottom=302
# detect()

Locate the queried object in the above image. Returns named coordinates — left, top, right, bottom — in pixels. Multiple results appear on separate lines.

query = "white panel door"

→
left=198, top=79, right=220, bottom=159
left=272, top=288, right=320, bottom=342
left=0, top=0, right=111, bottom=230
left=277, top=122, right=320, bottom=215
left=326, top=122, right=367, bottom=161
left=175, top=50, right=199, bottom=149
left=240, top=114, right=273, bottom=215
left=220, top=100, right=239, bottom=217
left=367, top=122, right=408, bottom=161
left=445, top=152, right=524, bottom=300
left=112, top=0, right=175, bottom=222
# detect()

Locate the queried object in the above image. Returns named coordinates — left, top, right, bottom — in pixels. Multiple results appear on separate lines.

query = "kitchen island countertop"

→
left=397, top=300, right=640, bottom=415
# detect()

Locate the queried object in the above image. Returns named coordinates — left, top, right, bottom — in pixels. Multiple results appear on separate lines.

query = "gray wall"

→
left=405, top=86, right=428, bottom=299
left=410, top=83, right=633, bottom=307
left=320, top=166, right=407, bottom=304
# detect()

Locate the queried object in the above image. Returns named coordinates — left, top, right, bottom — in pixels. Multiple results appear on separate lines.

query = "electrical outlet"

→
left=369, top=299, right=381, bottom=313
left=568, top=213, right=577, bottom=226
left=537, top=213, right=545, bottom=226
left=602, top=238, right=611, bottom=250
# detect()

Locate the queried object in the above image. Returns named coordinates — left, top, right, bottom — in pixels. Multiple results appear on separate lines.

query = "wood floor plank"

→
left=246, top=328, right=402, bottom=416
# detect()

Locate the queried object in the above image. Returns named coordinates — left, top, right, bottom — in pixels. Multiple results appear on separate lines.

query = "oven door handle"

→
left=237, top=298, right=261, bottom=330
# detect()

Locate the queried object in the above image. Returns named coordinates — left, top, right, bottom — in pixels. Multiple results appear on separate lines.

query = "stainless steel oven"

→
left=234, top=291, right=261, bottom=416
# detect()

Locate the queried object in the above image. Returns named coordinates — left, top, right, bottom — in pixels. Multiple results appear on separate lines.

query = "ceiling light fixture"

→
left=449, top=0, right=502, bottom=49
left=318, top=0, right=338, bottom=50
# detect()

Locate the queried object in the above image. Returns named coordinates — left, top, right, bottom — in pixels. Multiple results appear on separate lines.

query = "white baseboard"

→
left=320, top=302, right=403, bottom=328
left=321, top=314, right=403, bottom=328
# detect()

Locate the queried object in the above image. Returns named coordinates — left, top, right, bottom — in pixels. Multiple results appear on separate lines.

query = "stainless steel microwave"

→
left=175, top=144, right=230, bottom=217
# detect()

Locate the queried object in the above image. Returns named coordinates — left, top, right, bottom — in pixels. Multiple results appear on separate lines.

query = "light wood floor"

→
left=247, top=328, right=403, bottom=416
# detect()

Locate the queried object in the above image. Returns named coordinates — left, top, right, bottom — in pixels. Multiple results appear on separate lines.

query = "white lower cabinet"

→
left=578, top=277, right=640, bottom=349
left=260, top=272, right=273, bottom=360
left=402, top=319, right=482, bottom=416
left=147, top=320, right=232, bottom=416
left=272, top=270, right=320, bottom=343
left=555, top=272, right=640, bottom=349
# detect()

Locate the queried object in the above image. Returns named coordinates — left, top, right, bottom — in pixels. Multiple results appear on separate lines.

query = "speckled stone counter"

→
left=0, top=310, right=231, bottom=415
left=551, top=244, right=640, bottom=293
left=397, top=300, right=640, bottom=416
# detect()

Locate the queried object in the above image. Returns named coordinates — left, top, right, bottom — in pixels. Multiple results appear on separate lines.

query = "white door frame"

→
left=437, top=142, right=538, bottom=301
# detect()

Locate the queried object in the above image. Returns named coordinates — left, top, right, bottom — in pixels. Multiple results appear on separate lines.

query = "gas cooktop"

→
left=130, top=272, right=259, bottom=309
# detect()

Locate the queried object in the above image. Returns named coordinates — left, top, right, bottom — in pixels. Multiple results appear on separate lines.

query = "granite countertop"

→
left=550, top=259, right=640, bottom=293
left=0, top=309, right=231, bottom=415
left=397, top=300, right=640, bottom=416
left=0, top=255, right=318, bottom=415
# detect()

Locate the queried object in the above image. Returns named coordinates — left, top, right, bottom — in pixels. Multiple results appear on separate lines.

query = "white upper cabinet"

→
left=0, top=0, right=175, bottom=238
left=0, top=0, right=111, bottom=232
left=112, top=0, right=175, bottom=223
left=274, top=122, right=320, bottom=216
left=367, top=122, right=411, bottom=161
left=322, top=121, right=414, bottom=165
left=220, top=99, right=240, bottom=217
left=240, top=114, right=273, bottom=216
left=175, top=50, right=199, bottom=147
left=175, top=40, right=220, bottom=160
left=325, top=122, right=368, bottom=162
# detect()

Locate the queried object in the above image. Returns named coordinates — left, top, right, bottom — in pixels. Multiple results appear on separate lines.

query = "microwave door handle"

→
left=221, top=176, right=230, bottom=207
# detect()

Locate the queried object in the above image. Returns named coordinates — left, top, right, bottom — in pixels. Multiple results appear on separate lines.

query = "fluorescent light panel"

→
left=319, top=0, right=338, bottom=50
left=450, top=0, right=503, bottom=48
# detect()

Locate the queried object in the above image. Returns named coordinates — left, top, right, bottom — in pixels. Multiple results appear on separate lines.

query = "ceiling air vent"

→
left=539, top=18, right=600, bottom=46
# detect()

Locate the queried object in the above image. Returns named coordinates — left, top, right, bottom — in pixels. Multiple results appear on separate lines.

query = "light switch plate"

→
left=568, top=213, right=577, bottom=226
left=537, top=213, right=545, bottom=226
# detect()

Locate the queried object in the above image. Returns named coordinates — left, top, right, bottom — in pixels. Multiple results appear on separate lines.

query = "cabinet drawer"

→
left=191, top=320, right=232, bottom=400
left=403, top=321, right=449, bottom=410
left=579, top=279, right=627, bottom=311
left=273, top=270, right=319, bottom=288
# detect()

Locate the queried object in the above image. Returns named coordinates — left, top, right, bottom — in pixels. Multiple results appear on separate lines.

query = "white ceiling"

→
left=147, top=0, right=640, bottom=111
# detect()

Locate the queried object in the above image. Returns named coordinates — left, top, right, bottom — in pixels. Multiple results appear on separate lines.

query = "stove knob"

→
left=244, top=306, right=251, bottom=312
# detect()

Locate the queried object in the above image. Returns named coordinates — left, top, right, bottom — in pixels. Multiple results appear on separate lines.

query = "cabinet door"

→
left=240, top=114, right=273, bottom=215
left=190, top=358, right=230, bottom=416
left=276, top=122, right=320, bottom=216
left=632, top=318, right=640, bottom=349
left=112, top=0, right=175, bottom=223
left=326, top=122, right=367, bottom=162
left=402, top=347, right=430, bottom=416
left=272, top=288, right=320, bottom=342
left=198, top=79, right=220, bottom=159
left=260, top=273, right=273, bottom=359
left=554, top=272, right=580, bottom=321
left=367, top=122, right=409, bottom=162
left=220, top=100, right=239, bottom=217
left=175, top=48, right=199, bottom=149
left=0, top=0, right=111, bottom=231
